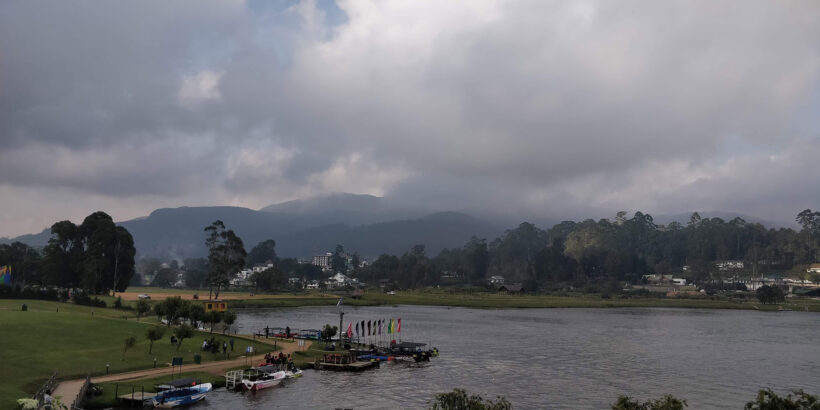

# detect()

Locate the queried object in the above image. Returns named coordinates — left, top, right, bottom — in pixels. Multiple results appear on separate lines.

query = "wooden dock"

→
left=314, top=360, right=380, bottom=371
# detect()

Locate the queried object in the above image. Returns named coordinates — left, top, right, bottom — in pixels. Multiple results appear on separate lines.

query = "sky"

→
left=1, top=0, right=819, bottom=237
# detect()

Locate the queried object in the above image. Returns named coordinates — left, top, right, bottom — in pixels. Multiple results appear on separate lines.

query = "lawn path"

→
left=52, top=337, right=310, bottom=404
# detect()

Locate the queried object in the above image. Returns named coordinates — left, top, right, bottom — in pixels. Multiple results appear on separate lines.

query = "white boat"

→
left=241, top=371, right=287, bottom=391
left=150, top=383, right=212, bottom=408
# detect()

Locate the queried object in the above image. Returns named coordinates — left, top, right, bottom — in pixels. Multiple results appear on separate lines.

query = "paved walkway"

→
left=52, top=336, right=310, bottom=405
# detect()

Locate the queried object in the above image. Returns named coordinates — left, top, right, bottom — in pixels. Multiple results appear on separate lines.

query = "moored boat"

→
left=150, top=383, right=212, bottom=408
left=241, top=371, right=286, bottom=391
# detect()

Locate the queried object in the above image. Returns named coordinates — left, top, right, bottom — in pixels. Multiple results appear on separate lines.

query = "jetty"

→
left=314, top=353, right=380, bottom=372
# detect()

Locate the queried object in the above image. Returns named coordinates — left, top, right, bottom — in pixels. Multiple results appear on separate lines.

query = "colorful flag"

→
left=397, top=318, right=401, bottom=333
left=0, top=266, right=10, bottom=285
left=378, top=319, right=382, bottom=335
left=346, top=322, right=352, bottom=338
left=389, top=319, right=394, bottom=334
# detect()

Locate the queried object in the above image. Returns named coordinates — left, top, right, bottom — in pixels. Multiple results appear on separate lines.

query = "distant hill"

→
left=259, top=193, right=428, bottom=226
left=3, top=194, right=783, bottom=259
left=3, top=196, right=502, bottom=259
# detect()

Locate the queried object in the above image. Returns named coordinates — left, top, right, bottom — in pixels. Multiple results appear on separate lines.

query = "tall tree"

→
left=246, top=239, right=279, bottom=268
left=204, top=220, right=246, bottom=300
left=0, top=242, right=42, bottom=285
left=331, top=244, right=347, bottom=273
left=42, top=220, right=83, bottom=287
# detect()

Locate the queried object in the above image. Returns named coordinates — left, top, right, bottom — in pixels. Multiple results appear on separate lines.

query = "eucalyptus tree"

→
left=204, top=220, right=246, bottom=300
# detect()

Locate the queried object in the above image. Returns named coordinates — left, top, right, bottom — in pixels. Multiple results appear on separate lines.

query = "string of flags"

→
left=351, top=318, right=402, bottom=338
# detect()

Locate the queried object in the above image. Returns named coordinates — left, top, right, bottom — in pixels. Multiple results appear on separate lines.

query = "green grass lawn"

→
left=0, top=299, right=274, bottom=409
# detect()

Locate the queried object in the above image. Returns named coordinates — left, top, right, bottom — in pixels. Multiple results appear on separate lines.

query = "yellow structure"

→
left=204, top=300, right=227, bottom=312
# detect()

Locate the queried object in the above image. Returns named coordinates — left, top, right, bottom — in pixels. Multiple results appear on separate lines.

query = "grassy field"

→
left=0, top=299, right=274, bottom=409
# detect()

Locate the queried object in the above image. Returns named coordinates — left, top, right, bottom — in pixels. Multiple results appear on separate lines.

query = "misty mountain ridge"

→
left=1, top=193, right=788, bottom=259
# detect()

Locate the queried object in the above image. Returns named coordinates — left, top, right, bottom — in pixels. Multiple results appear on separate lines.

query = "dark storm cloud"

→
left=0, top=0, right=819, bottom=237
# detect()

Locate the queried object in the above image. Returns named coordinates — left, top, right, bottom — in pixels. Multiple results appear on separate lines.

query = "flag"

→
left=361, top=320, right=365, bottom=337
left=346, top=322, right=352, bottom=338
left=0, top=266, right=10, bottom=285
left=367, top=320, right=371, bottom=335
left=378, top=319, right=382, bottom=335
left=397, top=318, right=401, bottom=333
left=388, top=319, right=394, bottom=334
left=355, top=322, right=359, bottom=337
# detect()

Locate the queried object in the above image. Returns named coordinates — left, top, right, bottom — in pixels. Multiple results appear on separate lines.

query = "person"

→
left=264, top=326, right=269, bottom=338
left=202, top=340, right=208, bottom=351
left=285, top=326, right=291, bottom=339
left=43, top=389, right=53, bottom=410
left=229, top=337, right=234, bottom=351
left=222, top=342, right=227, bottom=355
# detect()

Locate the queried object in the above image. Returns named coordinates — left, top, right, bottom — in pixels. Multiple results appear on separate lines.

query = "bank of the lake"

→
left=118, top=286, right=820, bottom=312
left=0, top=299, right=275, bottom=409
left=224, top=289, right=820, bottom=312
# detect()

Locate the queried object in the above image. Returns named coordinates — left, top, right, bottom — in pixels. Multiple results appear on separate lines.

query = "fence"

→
left=70, top=374, right=91, bottom=410
left=33, top=371, right=58, bottom=403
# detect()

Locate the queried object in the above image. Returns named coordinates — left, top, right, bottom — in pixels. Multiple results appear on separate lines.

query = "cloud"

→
left=0, top=0, right=819, bottom=237
left=177, top=70, right=225, bottom=108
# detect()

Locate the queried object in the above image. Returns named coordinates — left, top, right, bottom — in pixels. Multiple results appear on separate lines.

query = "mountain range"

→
left=2, top=193, right=781, bottom=260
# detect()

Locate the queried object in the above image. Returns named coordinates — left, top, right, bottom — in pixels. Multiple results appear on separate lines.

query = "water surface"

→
left=196, top=306, right=820, bottom=409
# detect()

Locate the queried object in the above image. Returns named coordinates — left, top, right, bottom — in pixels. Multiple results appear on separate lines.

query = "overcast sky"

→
left=1, top=0, right=819, bottom=237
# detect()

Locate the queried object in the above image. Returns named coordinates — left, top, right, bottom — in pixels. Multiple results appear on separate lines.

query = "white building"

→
left=716, top=260, right=744, bottom=271
left=230, top=268, right=254, bottom=286
left=807, top=264, right=820, bottom=274
left=306, top=280, right=320, bottom=289
left=253, top=262, right=274, bottom=273
left=489, top=275, right=505, bottom=285
left=313, top=253, right=332, bottom=269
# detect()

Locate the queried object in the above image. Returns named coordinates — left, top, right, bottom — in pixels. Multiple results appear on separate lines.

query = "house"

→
left=253, top=262, right=275, bottom=273
left=489, top=275, right=505, bottom=285
left=716, top=260, right=744, bottom=271
left=305, top=280, right=320, bottom=289
left=807, top=264, right=820, bottom=274
left=672, top=278, right=687, bottom=286
left=325, top=272, right=358, bottom=289
left=288, top=277, right=302, bottom=285
left=498, top=284, right=525, bottom=294
left=230, top=268, right=254, bottom=286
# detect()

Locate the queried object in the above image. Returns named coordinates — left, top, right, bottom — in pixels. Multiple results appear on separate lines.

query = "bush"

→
left=430, top=388, right=511, bottom=410
left=612, top=394, right=687, bottom=410
left=745, top=389, right=820, bottom=409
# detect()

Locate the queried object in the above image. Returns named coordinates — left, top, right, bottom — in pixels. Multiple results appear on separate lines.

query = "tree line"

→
left=356, top=209, right=820, bottom=291
left=4, top=209, right=819, bottom=294
left=0, top=211, right=136, bottom=293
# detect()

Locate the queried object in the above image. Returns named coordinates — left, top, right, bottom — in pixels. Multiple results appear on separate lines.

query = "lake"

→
left=195, top=305, right=820, bottom=409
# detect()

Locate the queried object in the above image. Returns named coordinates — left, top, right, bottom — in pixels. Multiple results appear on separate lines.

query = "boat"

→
left=241, top=371, right=287, bottom=391
left=150, top=383, right=212, bottom=408
left=285, top=369, right=303, bottom=378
